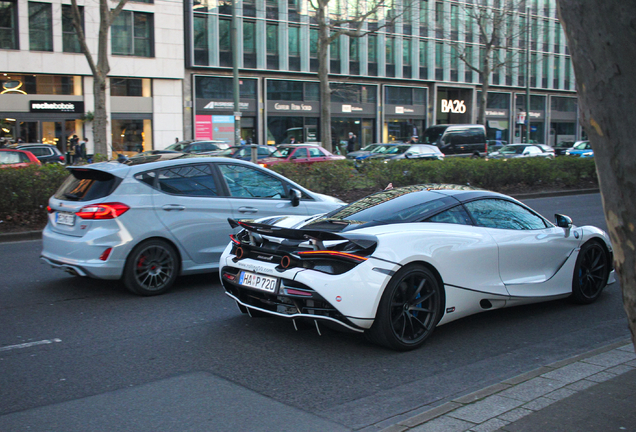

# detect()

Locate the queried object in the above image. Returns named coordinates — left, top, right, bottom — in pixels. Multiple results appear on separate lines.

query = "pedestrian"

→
left=347, top=132, right=356, bottom=153
left=69, top=135, right=79, bottom=164
left=76, top=137, right=88, bottom=163
left=408, top=135, right=419, bottom=144
left=290, top=137, right=296, bottom=144
left=175, top=137, right=179, bottom=143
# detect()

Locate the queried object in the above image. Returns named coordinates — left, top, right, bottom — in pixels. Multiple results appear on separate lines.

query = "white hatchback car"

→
left=41, top=154, right=344, bottom=295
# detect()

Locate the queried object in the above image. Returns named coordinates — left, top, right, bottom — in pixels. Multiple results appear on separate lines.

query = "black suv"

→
left=422, top=124, right=488, bottom=158
left=17, top=144, right=65, bottom=164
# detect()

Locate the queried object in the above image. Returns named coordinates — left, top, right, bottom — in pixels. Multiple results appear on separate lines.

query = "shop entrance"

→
left=331, top=118, right=375, bottom=152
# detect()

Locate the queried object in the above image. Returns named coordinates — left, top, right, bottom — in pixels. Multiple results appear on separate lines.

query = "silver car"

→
left=41, top=154, right=344, bottom=296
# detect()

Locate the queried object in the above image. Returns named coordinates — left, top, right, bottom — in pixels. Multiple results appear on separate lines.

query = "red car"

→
left=0, top=148, right=42, bottom=168
left=259, top=144, right=345, bottom=168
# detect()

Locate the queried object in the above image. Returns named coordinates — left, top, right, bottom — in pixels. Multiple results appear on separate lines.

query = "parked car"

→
left=40, top=155, right=345, bottom=296
left=565, top=140, right=594, bottom=158
left=421, top=124, right=488, bottom=158
left=16, top=143, right=65, bottom=164
left=553, top=141, right=574, bottom=156
left=259, top=144, right=345, bottom=168
left=220, top=184, right=615, bottom=351
left=488, top=144, right=555, bottom=159
left=0, top=148, right=42, bottom=168
left=216, top=145, right=277, bottom=161
left=345, top=143, right=398, bottom=161
left=164, top=140, right=229, bottom=154
left=364, top=144, right=445, bottom=162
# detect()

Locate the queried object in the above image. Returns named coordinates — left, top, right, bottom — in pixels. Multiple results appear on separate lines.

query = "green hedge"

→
left=271, top=157, right=598, bottom=197
left=0, top=157, right=598, bottom=231
left=0, top=164, right=69, bottom=229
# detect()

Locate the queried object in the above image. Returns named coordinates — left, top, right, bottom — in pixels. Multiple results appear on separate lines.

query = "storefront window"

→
left=331, top=83, right=376, bottom=104
left=196, top=76, right=256, bottom=99
left=1, top=74, right=81, bottom=95
left=110, top=78, right=148, bottom=97
left=112, top=118, right=152, bottom=154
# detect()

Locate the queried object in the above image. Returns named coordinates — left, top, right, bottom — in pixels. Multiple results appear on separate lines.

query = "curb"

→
left=381, top=339, right=634, bottom=432
left=0, top=230, right=43, bottom=243
left=511, top=188, right=599, bottom=200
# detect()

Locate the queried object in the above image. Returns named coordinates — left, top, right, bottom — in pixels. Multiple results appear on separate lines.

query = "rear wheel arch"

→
left=122, top=236, right=183, bottom=296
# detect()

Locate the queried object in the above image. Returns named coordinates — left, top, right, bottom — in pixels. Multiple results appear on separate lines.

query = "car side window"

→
left=219, top=164, right=287, bottom=199
left=308, top=147, right=323, bottom=157
left=426, top=205, right=472, bottom=225
left=156, top=164, right=218, bottom=196
left=464, top=199, right=547, bottom=230
left=292, top=148, right=308, bottom=159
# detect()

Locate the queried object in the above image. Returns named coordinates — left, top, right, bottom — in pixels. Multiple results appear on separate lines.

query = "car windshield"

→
left=165, top=142, right=187, bottom=152
left=360, top=144, right=381, bottom=152
left=573, top=141, right=590, bottom=150
left=270, top=147, right=294, bottom=158
left=381, top=145, right=410, bottom=155
left=499, top=145, right=526, bottom=154
left=421, top=126, right=447, bottom=144
left=217, top=147, right=239, bottom=156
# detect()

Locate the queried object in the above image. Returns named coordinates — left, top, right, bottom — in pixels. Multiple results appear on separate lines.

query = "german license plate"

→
left=239, top=271, right=278, bottom=293
left=56, top=211, right=75, bottom=226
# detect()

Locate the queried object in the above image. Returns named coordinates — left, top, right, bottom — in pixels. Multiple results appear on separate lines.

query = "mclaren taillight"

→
left=297, top=250, right=368, bottom=263
left=76, top=202, right=130, bottom=220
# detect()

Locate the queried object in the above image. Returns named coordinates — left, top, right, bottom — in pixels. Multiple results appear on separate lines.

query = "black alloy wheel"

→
left=124, top=239, right=179, bottom=296
left=367, top=264, right=442, bottom=351
left=571, top=240, right=609, bottom=304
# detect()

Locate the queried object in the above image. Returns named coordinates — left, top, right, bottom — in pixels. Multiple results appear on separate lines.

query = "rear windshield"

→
left=53, top=168, right=121, bottom=202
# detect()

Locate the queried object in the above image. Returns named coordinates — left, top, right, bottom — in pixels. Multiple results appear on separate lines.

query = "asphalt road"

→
left=0, top=193, right=629, bottom=431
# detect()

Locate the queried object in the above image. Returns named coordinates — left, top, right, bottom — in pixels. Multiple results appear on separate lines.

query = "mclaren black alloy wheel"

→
left=571, top=240, right=610, bottom=304
left=124, top=239, right=179, bottom=296
left=367, top=264, right=443, bottom=351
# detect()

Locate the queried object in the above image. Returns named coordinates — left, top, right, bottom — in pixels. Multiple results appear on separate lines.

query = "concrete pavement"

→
left=382, top=340, right=636, bottom=432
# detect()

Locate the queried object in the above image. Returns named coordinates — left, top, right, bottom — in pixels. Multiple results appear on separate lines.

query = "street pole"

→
left=525, top=6, right=531, bottom=143
left=231, top=0, right=242, bottom=150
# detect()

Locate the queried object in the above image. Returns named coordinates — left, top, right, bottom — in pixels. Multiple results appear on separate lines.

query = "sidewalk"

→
left=382, top=340, right=636, bottom=432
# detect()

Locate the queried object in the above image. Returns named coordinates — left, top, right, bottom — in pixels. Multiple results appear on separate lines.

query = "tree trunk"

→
left=556, top=0, right=636, bottom=350
left=477, top=52, right=491, bottom=127
left=317, top=0, right=333, bottom=153
left=92, top=74, right=108, bottom=156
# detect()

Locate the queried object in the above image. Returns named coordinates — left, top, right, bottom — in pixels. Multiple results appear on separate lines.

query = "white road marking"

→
left=0, top=338, right=62, bottom=352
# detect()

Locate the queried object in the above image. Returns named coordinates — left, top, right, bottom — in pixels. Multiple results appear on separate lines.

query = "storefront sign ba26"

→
left=441, top=99, right=467, bottom=114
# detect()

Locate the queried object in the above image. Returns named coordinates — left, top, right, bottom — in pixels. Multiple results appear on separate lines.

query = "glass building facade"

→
left=186, top=0, right=581, bottom=148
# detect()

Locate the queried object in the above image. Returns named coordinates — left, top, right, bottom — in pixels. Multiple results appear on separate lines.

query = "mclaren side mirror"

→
left=555, top=214, right=573, bottom=229
left=290, top=188, right=301, bottom=207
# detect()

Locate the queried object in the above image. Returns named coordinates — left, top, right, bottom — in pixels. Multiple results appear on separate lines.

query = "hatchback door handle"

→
left=162, top=204, right=185, bottom=211
left=238, top=206, right=258, bottom=214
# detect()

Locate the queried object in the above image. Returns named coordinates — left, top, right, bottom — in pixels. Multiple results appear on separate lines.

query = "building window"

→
left=193, top=14, right=208, bottom=65
left=110, top=78, right=150, bottom=97
left=62, top=5, right=83, bottom=53
left=403, top=38, right=411, bottom=66
left=0, top=0, right=18, bottom=50
left=267, top=24, right=278, bottom=54
left=112, top=11, right=154, bottom=57
left=244, top=20, right=256, bottom=68
left=267, top=80, right=303, bottom=100
left=219, top=17, right=231, bottom=66
left=29, top=2, right=53, bottom=51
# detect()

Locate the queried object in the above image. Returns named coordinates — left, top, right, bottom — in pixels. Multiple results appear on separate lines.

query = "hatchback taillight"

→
left=76, top=203, right=130, bottom=220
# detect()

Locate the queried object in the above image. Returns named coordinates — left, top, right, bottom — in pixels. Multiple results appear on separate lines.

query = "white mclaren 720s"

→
left=219, top=184, right=615, bottom=351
